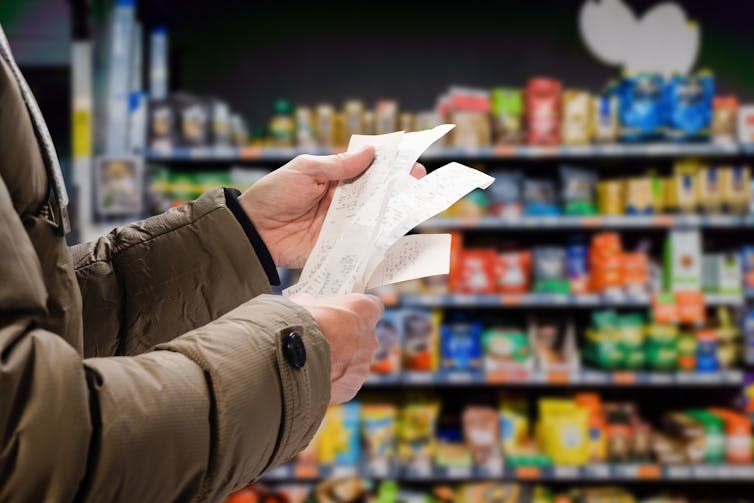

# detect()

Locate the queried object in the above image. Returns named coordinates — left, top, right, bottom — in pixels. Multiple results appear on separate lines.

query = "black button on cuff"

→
left=282, top=331, right=306, bottom=368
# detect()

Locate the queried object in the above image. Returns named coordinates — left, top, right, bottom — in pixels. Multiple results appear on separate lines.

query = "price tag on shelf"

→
left=499, top=294, right=524, bottom=305
left=239, top=146, right=261, bottom=159
left=405, top=372, right=433, bottom=384
left=332, top=466, right=357, bottom=478
left=547, top=370, right=570, bottom=384
left=554, top=466, right=579, bottom=479
left=581, top=371, right=609, bottom=384
left=447, top=371, right=475, bottom=384
left=647, top=372, right=673, bottom=385
left=585, top=464, right=611, bottom=479
left=667, top=466, right=692, bottom=479
left=446, top=466, right=472, bottom=479
left=637, top=464, right=661, bottom=479
left=293, top=463, right=318, bottom=479
left=612, top=372, right=637, bottom=385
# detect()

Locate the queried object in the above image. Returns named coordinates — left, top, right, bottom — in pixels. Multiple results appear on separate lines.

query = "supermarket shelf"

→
left=363, top=369, right=744, bottom=387
left=145, top=142, right=752, bottom=163
left=398, top=293, right=744, bottom=308
left=418, top=214, right=754, bottom=230
left=262, top=463, right=754, bottom=483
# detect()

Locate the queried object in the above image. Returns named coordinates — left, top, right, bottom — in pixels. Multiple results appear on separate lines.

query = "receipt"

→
left=284, top=125, right=495, bottom=297
left=366, top=234, right=451, bottom=290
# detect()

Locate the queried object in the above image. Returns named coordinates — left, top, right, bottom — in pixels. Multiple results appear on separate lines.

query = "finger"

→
left=315, top=146, right=375, bottom=182
left=410, top=162, right=427, bottom=179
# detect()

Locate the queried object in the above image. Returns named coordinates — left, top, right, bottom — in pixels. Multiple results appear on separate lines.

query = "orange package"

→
left=496, top=251, right=532, bottom=294
left=709, top=408, right=753, bottom=464
left=455, top=249, right=498, bottom=294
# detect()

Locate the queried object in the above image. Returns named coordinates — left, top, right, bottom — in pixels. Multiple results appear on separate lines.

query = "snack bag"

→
left=561, top=90, right=592, bottom=145
left=491, top=88, right=523, bottom=144
left=500, top=398, right=530, bottom=455
left=496, top=251, right=532, bottom=294
left=537, top=398, right=589, bottom=466
left=721, top=165, right=751, bottom=214
left=738, top=104, right=754, bottom=144
left=617, top=73, right=664, bottom=142
left=697, top=166, right=724, bottom=213
left=532, top=247, right=569, bottom=294
left=441, top=321, right=483, bottom=371
left=317, top=403, right=361, bottom=466
left=488, top=170, right=523, bottom=218
left=398, top=401, right=440, bottom=468
left=566, top=242, right=589, bottom=295
left=361, top=404, right=397, bottom=471
left=524, top=179, right=559, bottom=216
left=525, top=77, right=562, bottom=145
left=456, top=249, right=498, bottom=294
left=664, top=72, right=714, bottom=142
left=403, top=309, right=441, bottom=372
left=559, top=166, right=597, bottom=215
left=712, top=95, right=738, bottom=143
left=482, top=327, right=532, bottom=373
left=597, top=180, right=625, bottom=215
left=371, top=310, right=403, bottom=374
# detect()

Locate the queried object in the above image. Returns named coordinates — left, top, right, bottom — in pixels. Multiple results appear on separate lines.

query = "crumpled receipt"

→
left=284, top=124, right=495, bottom=297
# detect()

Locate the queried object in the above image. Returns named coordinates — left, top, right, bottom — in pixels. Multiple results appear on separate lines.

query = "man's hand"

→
left=289, top=292, right=383, bottom=404
left=238, top=147, right=426, bottom=268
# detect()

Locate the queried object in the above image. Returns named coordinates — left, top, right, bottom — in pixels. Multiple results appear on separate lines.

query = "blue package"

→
left=618, top=74, right=664, bottom=142
left=441, top=322, right=482, bottom=371
left=333, top=401, right=361, bottom=465
left=664, top=73, right=714, bottom=141
left=743, top=309, right=754, bottom=366
left=566, top=243, right=588, bottom=284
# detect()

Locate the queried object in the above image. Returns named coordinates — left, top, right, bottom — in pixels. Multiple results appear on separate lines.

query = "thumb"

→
left=316, top=146, right=375, bottom=181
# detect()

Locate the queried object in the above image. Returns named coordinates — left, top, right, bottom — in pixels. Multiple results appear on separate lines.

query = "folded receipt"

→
left=284, top=124, right=495, bottom=297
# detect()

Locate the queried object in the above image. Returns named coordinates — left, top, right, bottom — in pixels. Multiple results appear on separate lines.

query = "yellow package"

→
left=720, top=165, right=751, bottom=214
left=666, top=159, right=700, bottom=213
left=537, top=398, right=589, bottom=466
left=561, top=90, right=593, bottom=145
left=697, top=166, right=724, bottom=213
left=597, top=180, right=625, bottom=215
left=398, top=401, right=440, bottom=465
left=500, top=399, right=530, bottom=455
left=624, top=177, right=653, bottom=214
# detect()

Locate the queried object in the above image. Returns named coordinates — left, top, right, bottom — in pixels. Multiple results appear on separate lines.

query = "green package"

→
left=686, top=409, right=725, bottom=464
left=646, top=343, right=678, bottom=370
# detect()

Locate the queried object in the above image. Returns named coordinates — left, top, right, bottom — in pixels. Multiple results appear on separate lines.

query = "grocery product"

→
left=455, top=249, right=498, bottom=294
left=736, top=104, right=754, bottom=144
left=566, top=242, right=589, bottom=295
left=663, top=230, right=702, bottom=292
left=268, top=99, right=295, bottom=147
left=440, top=321, right=483, bottom=371
left=402, top=309, right=440, bottom=372
left=375, top=99, right=398, bottom=135
left=499, top=398, right=530, bottom=456
left=708, top=408, right=753, bottom=464
left=398, top=401, right=440, bottom=469
left=491, top=88, right=523, bottom=144
left=559, top=166, right=597, bottom=215
left=455, top=483, right=525, bottom=503
left=399, top=113, right=415, bottom=132
left=702, top=253, right=742, bottom=295
left=525, top=77, right=562, bottom=145
left=372, top=310, right=403, bottom=374
left=617, top=73, right=664, bottom=142
left=561, top=90, right=592, bottom=145
left=488, top=170, right=523, bottom=218
left=361, top=404, right=397, bottom=471
left=592, top=91, right=619, bottom=143
left=596, top=180, right=625, bottom=215
left=315, top=103, right=335, bottom=146
left=624, top=177, right=654, bottom=214
left=317, top=403, right=361, bottom=465
left=343, top=99, right=364, bottom=138
left=532, top=247, right=569, bottom=293
left=530, top=316, right=579, bottom=370
left=697, top=166, right=724, bottom=213
left=496, top=251, right=532, bottom=293
left=685, top=409, right=725, bottom=464
left=712, top=95, right=738, bottom=143
left=463, top=406, right=503, bottom=468
left=537, top=398, right=589, bottom=466
left=574, top=393, right=607, bottom=462
left=663, top=72, right=714, bottom=141
left=695, top=328, right=719, bottom=372
left=482, top=327, right=532, bottom=373
left=667, top=159, right=701, bottom=213
left=720, top=165, right=751, bottom=213
left=294, top=106, right=315, bottom=149
left=524, top=179, right=559, bottom=216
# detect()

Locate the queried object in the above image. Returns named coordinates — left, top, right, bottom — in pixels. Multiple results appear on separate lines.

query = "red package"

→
left=525, top=77, right=562, bottom=145
left=496, top=251, right=532, bottom=293
left=455, top=249, right=498, bottom=294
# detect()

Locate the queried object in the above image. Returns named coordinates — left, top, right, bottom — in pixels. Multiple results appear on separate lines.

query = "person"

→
left=0, top=26, right=425, bottom=502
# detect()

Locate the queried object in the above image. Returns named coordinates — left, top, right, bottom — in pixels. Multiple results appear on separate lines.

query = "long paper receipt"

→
left=284, top=124, right=495, bottom=296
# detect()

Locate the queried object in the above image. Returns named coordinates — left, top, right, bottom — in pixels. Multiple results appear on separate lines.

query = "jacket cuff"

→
left=154, top=294, right=330, bottom=499
left=223, top=188, right=280, bottom=286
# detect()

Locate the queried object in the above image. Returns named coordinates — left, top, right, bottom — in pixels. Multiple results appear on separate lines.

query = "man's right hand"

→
left=289, top=293, right=383, bottom=404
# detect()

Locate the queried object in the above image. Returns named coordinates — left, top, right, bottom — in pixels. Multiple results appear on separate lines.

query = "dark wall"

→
left=139, top=0, right=754, bottom=130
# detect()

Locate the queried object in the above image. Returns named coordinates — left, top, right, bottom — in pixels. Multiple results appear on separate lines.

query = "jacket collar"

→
left=0, top=24, right=70, bottom=234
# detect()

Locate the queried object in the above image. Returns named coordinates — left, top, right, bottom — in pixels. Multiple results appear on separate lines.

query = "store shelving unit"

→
left=262, top=462, right=754, bottom=483
left=146, top=140, right=754, bottom=490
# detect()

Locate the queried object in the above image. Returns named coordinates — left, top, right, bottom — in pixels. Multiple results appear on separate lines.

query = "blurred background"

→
left=5, top=1, right=754, bottom=502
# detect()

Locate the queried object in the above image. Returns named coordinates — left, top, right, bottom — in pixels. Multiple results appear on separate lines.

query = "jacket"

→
left=0, top=28, right=330, bottom=503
